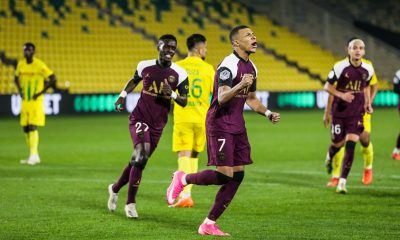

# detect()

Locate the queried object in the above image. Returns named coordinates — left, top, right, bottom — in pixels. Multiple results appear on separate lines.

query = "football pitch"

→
left=0, top=109, right=399, bottom=239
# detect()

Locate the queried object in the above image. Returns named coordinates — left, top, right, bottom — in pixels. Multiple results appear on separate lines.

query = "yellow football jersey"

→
left=15, top=57, right=53, bottom=103
left=174, top=56, right=215, bottom=124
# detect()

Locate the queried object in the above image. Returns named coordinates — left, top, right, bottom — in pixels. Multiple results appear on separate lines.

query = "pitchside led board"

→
left=0, top=91, right=398, bottom=116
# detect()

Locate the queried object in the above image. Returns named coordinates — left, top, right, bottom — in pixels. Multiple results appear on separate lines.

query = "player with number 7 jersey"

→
left=166, top=26, right=280, bottom=236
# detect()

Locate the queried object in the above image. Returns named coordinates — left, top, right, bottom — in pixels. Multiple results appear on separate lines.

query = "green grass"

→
left=0, top=109, right=399, bottom=239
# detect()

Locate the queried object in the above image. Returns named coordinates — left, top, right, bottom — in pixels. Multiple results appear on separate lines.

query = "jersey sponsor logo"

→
left=219, top=70, right=230, bottom=81
left=362, top=73, right=367, bottom=80
left=168, top=75, right=176, bottom=83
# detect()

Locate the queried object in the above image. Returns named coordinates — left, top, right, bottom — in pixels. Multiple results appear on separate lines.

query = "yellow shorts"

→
left=172, top=122, right=206, bottom=153
left=363, top=112, right=371, bottom=133
left=20, top=101, right=45, bottom=126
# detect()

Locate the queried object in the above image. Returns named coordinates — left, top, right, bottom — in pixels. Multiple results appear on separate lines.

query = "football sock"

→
left=340, top=141, right=356, bottom=179
left=112, top=164, right=132, bottom=193
left=361, top=142, right=373, bottom=169
left=190, top=157, right=199, bottom=174
left=178, top=157, right=192, bottom=196
left=397, top=134, right=400, bottom=149
left=24, top=132, right=30, bottom=148
left=127, top=166, right=142, bottom=204
left=29, top=130, right=39, bottom=156
left=328, top=145, right=341, bottom=159
left=332, top=147, right=344, bottom=178
left=203, top=217, right=216, bottom=225
left=186, top=170, right=232, bottom=185
left=207, top=171, right=244, bottom=221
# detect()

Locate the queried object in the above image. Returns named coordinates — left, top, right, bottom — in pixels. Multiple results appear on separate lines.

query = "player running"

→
left=324, top=38, right=378, bottom=186
left=171, top=33, right=215, bottom=208
left=14, top=42, right=57, bottom=165
left=107, top=34, right=188, bottom=218
left=166, top=25, right=280, bottom=236
left=324, top=38, right=374, bottom=194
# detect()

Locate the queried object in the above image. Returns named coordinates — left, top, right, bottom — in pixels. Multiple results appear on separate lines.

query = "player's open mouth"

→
left=251, top=42, right=258, bottom=48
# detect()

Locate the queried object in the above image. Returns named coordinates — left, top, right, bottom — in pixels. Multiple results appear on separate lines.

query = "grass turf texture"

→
left=0, top=109, right=399, bottom=239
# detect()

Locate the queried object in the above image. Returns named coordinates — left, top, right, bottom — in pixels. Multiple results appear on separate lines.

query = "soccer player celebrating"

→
left=171, top=34, right=215, bottom=208
left=14, top=42, right=56, bottom=165
left=324, top=38, right=378, bottom=186
left=166, top=25, right=280, bottom=236
left=324, top=38, right=374, bottom=194
left=108, top=34, right=188, bottom=218
left=392, top=69, right=400, bottom=160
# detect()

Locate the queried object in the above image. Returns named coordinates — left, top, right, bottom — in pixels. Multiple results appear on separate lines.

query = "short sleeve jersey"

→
left=206, top=51, right=257, bottom=135
left=174, top=56, right=215, bottom=124
left=15, top=57, right=53, bottom=103
left=130, top=59, right=188, bottom=132
left=327, top=58, right=374, bottom=118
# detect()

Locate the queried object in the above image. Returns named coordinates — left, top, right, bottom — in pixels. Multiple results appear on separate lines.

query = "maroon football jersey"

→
left=130, top=59, right=188, bottom=132
left=327, top=58, right=374, bottom=118
left=206, top=51, right=257, bottom=134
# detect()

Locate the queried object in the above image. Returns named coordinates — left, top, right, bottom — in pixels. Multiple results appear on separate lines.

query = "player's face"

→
left=236, top=28, right=257, bottom=53
left=197, top=41, right=207, bottom=60
left=158, top=39, right=177, bottom=62
left=347, top=40, right=365, bottom=61
left=23, top=45, right=34, bottom=59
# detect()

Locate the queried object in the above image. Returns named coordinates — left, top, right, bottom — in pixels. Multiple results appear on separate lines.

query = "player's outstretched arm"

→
left=246, top=92, right=280, bottom=124
left=115, top=78, right=138, bottom=112
left=324, top=82, right=354, bottom=103
left=323, top=94, right=333, bottom=128
left=33, top=74, right=56, bottom=100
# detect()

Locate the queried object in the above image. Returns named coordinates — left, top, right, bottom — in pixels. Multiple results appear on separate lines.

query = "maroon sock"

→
left=127, top=166, right=143, bottom=204
left=397, top=134, right=400, bottom=148
left=340, top=141, right=356, bottom=179
left=207, top=171, right=244, bottom=221
left=328, top=145, right=341, bottom=159
left=112, top=164, right=132, bottom=193
left=186, top=170, right=231, bottom=185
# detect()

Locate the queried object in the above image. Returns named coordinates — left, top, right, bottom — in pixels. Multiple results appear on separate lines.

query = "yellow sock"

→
left=332, top=147, right=344, bottom=178
left=362, top=143, right=373, bottom=169
left=25, top=132, right=30, bottom=148
left=190, top=157, right=198, bottom=174
left=178, top=156, right=192, bottom=195
left=29, top=130, right=39, bottom=156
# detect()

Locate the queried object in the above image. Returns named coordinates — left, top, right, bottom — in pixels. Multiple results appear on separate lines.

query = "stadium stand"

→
left=1, top=0, right=394, bottom=94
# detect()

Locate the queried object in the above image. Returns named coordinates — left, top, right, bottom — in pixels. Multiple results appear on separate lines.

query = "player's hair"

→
left=229, top=25, right=250, bottom=42
left=158, top=34, right=177, bottom=43
left=186, top=34, right=206, bottom=51
left=24, top=42, right=35, bottom=50
left=347, top=37, right=359, bottom=47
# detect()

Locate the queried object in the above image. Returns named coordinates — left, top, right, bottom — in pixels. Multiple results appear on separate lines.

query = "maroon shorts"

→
left=206, top=131, right=252, bottom=167
left=331, top=116, right=364, bottom=143
left=129, top=121, right=161, bottom=156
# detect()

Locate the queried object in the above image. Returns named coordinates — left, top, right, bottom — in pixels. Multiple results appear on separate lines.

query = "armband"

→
left=119, top=90, right=127, bottom=98
left=265, top=110, right=272, bottom=118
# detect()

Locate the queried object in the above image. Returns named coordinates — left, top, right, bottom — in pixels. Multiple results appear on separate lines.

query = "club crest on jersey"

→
left=219, top=70, right=230, bottom=81
left=344, top=72, right=349, bottom=78
left=168, top=75, right=176, bottom=83
left=362, top=73, right=367, bottom=80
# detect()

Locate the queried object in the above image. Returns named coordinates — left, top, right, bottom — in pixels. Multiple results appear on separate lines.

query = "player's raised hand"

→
left=162, top=79, right=172, bottom=96
left=240, top=74, right=253, bottom=89
left=268, top=112, right=280, bottom=124
left=340, top=92, right=355, bottom=103
left=115, top=97, right=125, bottom=112
left=323, top=112, right=331, bottom=128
